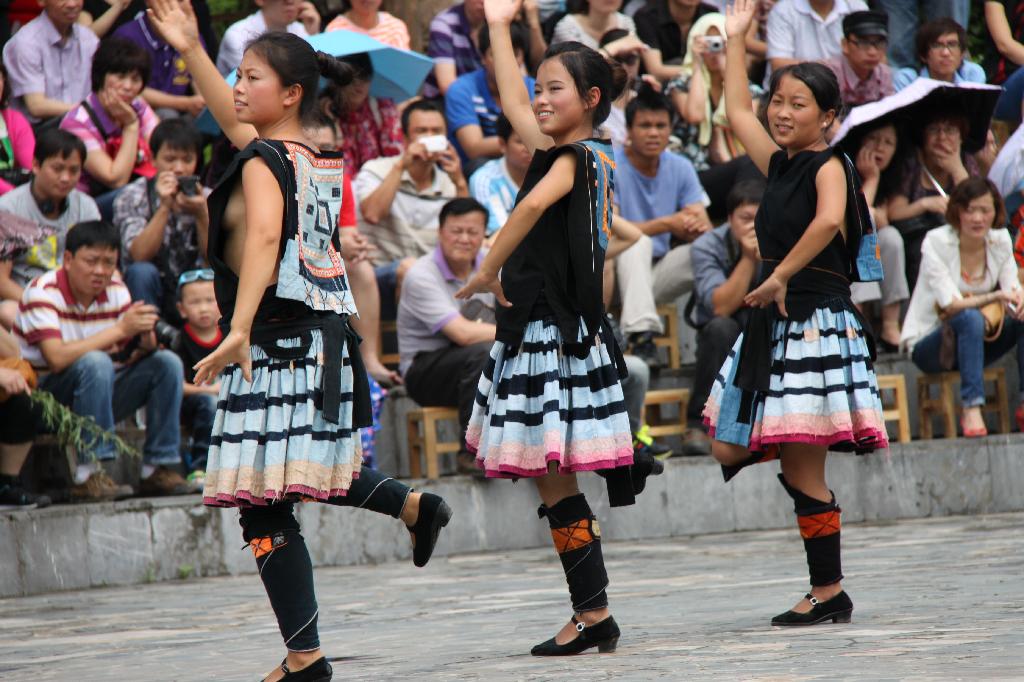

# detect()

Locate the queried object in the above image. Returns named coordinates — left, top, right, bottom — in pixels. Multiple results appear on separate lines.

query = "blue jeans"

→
left=124, top=261, right=179, bottom=323
left=39, top=349, right=184, bottom=464
left=374, top=259, right=401, bottom=321
left=877, top=0, right=970, bottom=69
left=94, top=186, right=126, bottom=222
left=911, top=309, right=1024, bottom=407
left=995, top=66, right=1024, bottom=121
left=181, top=392, right=216, bottom=471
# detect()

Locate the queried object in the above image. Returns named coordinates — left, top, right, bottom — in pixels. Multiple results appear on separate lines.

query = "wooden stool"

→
left=875, top=374, right=911, bottom=443
left=653, top=304, right=681, bottom=369
left=917, top=367, right=1010, bottom=439
left=643, top=388, right=691, bottom=438
left=406, top=406, right=461, bottom=479
left=379, top=319, right=400, bottom=370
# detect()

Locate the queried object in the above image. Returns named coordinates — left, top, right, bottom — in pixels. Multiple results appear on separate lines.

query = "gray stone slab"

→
left=2, top=512, right=1023, bottom=681
left=15, top=510, right=89, bottom=593
left=0, top=520, right=22, bottom=596
left=86, top=510, right=154, bottom=587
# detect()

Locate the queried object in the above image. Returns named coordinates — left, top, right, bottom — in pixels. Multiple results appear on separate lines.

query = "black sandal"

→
left=771, top=591, right=853, bottom=626
left=531, top=615, right=620, bottom=656
left=407, top=492, right=452, bottom=567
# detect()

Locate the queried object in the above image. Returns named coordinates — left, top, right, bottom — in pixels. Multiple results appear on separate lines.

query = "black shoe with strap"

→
left=0, top=480, right=52, bottom=511
left=771, top=591, right=853, bottom=626
left=530, top=615, right=620, bottom=656
left=261, top=656, right=332, bottom=682
left=407, top=492, right=453, bottom=568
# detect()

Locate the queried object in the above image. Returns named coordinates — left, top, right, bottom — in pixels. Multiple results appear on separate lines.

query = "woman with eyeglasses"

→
left=666, top=12, right=760, bottom=171
left=888, top=108, right=979, bottom=290
left=893, top=17, right=986, bottom=91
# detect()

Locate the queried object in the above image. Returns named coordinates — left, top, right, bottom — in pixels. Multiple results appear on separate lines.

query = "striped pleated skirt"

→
left=466, top=317, right=634, bottom=478
left=203, top=329, right=362, bottom=507
left=702, top=304, right=888, bottom=468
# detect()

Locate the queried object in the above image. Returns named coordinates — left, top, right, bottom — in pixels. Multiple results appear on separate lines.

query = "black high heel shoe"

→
left=260, top=656, right=332, bottom=682
left=407, top=493, right=453, bottom=568
left=530, top=615, right=620, bottom=656
left=771, top=591, right=853, bottom=626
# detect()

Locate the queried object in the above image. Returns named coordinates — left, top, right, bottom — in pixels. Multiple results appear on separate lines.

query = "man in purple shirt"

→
left=823, top=10, right=894, bottom=108
left=2, top=0, right=99, bottom=125
left=425, top=0, right=485, bottom=99
left=113, top=11, right=205, bottom=119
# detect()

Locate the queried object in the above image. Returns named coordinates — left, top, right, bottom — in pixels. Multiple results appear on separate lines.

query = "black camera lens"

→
left=154, top=319, right=181, bottom=349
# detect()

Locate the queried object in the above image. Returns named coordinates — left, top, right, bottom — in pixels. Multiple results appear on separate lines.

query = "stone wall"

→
left=3, top=435, right=1022, bottom=598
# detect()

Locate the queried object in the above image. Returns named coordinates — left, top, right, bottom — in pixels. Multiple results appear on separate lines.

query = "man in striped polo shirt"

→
left=14, top=221, right=188, bottom=502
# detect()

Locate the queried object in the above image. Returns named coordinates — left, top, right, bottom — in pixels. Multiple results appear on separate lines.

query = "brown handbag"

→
left=0, top=357, right=37, bottom=402
left=936, top=294, right=1006, bottom=370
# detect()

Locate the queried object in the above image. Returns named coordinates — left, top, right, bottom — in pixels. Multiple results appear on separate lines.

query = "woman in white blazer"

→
left=901, top=177, right=1024, bottom=437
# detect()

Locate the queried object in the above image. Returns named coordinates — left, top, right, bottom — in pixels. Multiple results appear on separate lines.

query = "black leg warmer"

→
left=778, top=474, right=843, bottom=587
left=538, top=493, right=609, bottom=612
left=239, top=502, right=321, bottom=652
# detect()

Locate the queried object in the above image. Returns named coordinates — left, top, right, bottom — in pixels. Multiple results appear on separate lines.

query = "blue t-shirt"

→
left=446, top=68, right=535, bottom=163
left=469, top=157, right=520, bottom=235
left=612, top=146, right=706, bottom=259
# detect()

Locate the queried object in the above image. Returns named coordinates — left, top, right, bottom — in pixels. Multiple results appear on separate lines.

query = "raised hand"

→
left=146, top=0, right=201, bottom=54
left=484, top=0, right=523, bottom=25
left=724, top=0, right=757, bottom=39
left=855, top=143, right=880, bottom=183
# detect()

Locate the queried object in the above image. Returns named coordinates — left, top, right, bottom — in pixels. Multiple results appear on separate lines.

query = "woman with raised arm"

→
left=146, top=2, right=451, bottom=680
left=701, top=0, right=888, bottom=628
left=455, top=0, right=661, bottom=657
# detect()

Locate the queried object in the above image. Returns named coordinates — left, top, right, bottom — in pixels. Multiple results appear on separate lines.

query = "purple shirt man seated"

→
left=823, top=10, right=894, bottom=108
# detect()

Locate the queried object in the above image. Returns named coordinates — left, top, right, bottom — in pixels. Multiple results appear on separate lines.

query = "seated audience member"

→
left=889, top=108, right=978, bottom=290
left=397, top=198, right=494, bottom=474
left=1, top=0, right=99, bottom=126
left=877, top=0, right=969, bottom=70
left=469, top=115, right=531, bottom=236
left=613, top=89, right=712, bottom=366
left=305, top=113, right=401, bottom=384
left=688, top=180, right=763, bottom=450
left=986, top=0, right=1024, bottom=120
left=842, top=118, right=909, bottom=350
left=765, top=0, right=867, bottom=74
left=893, top=18, right=985, bottom=91
left=0, top=130, right=99, bottom=329
left=901, top=178, right=1024, bottom=437
left=355, top=99, right=469, bottom=313
left=112, top=9, right=206, bottom=120
left=0, top=325, right=50, bottom=510
left=446, top=22, right=533, bottom=166
left=633, top=0, right=719, bottom=81
left=169, top=268, right=219, bottom=478
left=114, top=118, right=207, bottom=323
left=823, top=10, right=893, bottom=107
left=321, top=53, right=403, bottom=177
left=13, top=221, right=188, bottom=501
left=424, top=0, right=486, bottom=98
left=552, top=0, right=635, bottom=51
left=667, top=12, right=761, bottom=172
left=82, top=0, right=219, bottom=54
left=325, top=0, right=411, bottom=49
left=600, top=28, right=645, bottom=147
left=60, top=37, right=159, bottom=218
left=0, top=56, right=35, bottom=195
left=216, top=0, right=319, bottom=76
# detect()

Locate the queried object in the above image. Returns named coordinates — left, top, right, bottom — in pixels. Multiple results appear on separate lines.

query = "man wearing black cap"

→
left=823, top=10, right=895, bottom=107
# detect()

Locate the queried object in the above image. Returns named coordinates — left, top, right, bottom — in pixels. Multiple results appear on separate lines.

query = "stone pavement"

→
left=2, top=511, right=1021, bottom=681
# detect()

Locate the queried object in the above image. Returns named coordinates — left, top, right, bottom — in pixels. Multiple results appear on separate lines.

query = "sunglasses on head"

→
left=177, top=268, right=215, bottom=290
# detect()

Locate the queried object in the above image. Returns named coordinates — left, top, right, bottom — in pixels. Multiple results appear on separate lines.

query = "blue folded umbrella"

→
left=197, top=29, right=433, bottom=135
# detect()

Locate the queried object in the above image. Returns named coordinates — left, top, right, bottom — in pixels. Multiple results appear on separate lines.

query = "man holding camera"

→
left=355, top=99, right=469, bottom=313
left=14, top=220, right=187, bottom=501
left=113, top=120, right=208, bottom=324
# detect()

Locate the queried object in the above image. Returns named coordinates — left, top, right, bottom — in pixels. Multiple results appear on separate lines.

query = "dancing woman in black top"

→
left=703, top=0, right=888, bottom=627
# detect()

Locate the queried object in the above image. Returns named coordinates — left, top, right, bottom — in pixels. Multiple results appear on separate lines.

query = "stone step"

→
left=3, top=434, right=1022, bottom=598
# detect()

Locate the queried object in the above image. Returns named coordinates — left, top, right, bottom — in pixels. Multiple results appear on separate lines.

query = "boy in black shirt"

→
left=172, top=269, right=221, bottom=479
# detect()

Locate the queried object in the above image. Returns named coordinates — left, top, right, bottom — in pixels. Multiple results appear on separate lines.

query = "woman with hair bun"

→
left=456, top=0, right=661, bottom=658
left=703, top=0, right=888, bottom=628
left=147, top=1, right=451, bottom=680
